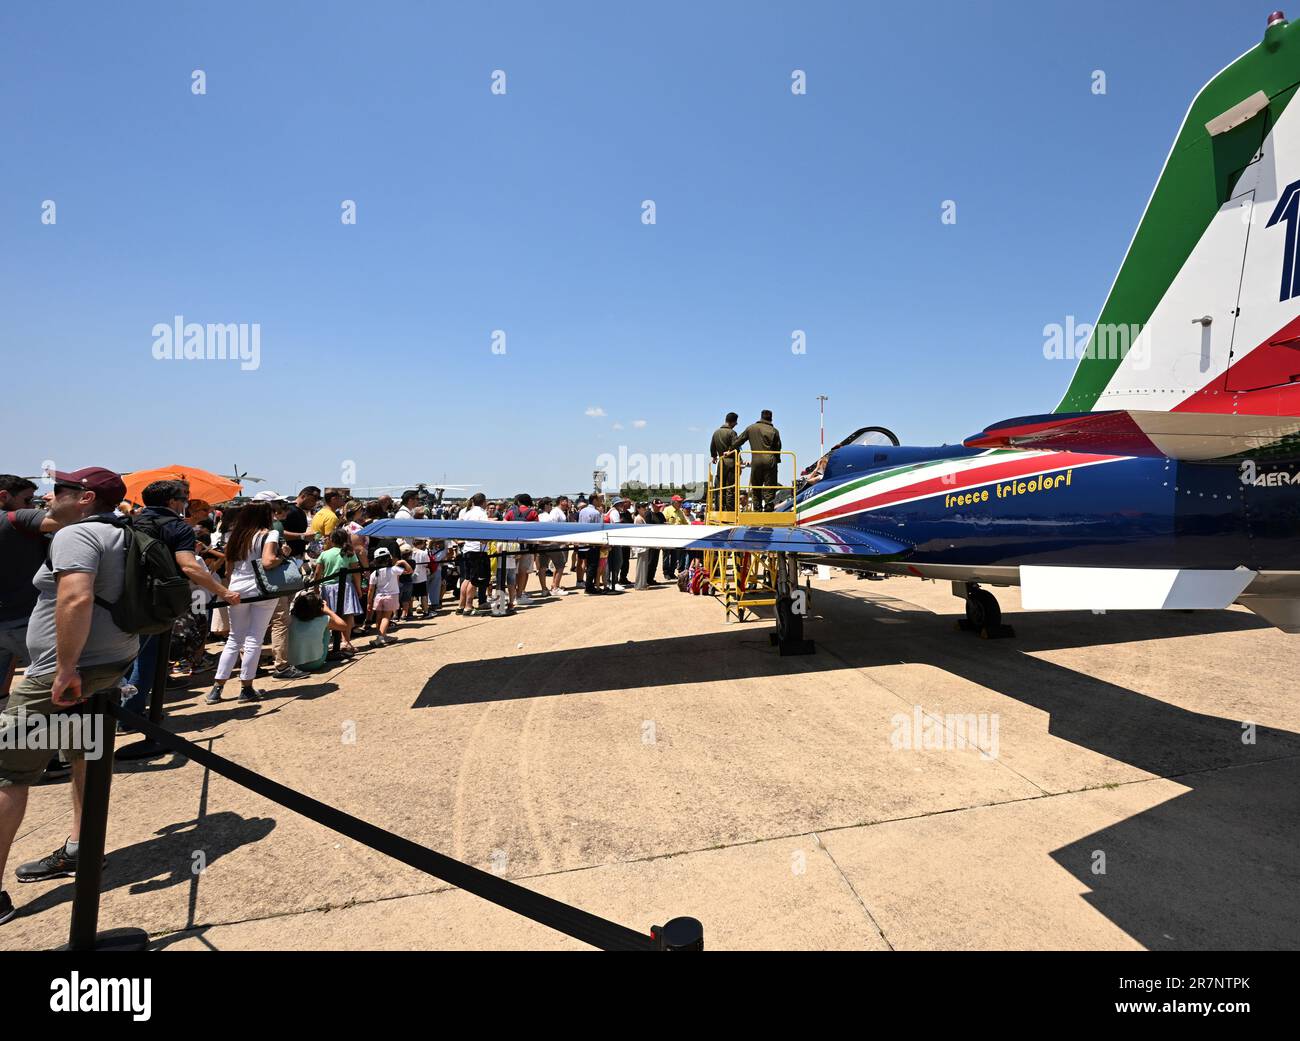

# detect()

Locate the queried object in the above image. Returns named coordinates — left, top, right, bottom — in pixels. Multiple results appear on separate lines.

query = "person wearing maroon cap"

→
left=0, top=467, right=138, bottom=923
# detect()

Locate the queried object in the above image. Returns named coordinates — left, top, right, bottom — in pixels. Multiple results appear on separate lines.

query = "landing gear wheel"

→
left=957, top=586, right=1014, bottom=639
left=769, top=594, right=815, bottom=655
left=965, top=588, right=1001, bottom=630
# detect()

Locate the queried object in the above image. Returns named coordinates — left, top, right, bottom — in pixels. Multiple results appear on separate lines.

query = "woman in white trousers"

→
left=206, top=502, right=283, bottom=705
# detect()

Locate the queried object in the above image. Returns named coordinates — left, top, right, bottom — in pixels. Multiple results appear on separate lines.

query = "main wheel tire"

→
left=965, top=588, right=1001, bottom=630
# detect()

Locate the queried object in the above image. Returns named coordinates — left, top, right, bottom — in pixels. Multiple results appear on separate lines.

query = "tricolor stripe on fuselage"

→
left=797, top=449, right=1125, bottom=526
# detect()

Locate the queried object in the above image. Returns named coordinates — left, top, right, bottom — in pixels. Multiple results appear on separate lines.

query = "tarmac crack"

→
left=811, top=829, right=895, bottom=950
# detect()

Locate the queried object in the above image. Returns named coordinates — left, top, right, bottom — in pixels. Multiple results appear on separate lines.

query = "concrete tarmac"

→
left=1, top=573, right=1296, bottom=950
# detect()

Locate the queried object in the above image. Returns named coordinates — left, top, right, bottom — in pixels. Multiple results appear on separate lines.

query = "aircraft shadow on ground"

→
left=414, top=587, right=1299, bottom=949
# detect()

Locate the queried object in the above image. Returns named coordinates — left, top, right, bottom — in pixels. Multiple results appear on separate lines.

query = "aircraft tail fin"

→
left=1058, top=13, right=1300, bottom=420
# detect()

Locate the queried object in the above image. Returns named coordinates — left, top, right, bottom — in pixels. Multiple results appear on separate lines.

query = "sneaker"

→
left=552, top=588, right=569, bottom=596
left=368, top=637, right=388, bottom=648
left=236, top=687, right=262, bottom=704
left=16, top=842, right=100, bottom=883
left=42, top=759, right=72, bottom=782
left=614, top=584, right=626, bottom=592
left=0, top=890, right=14, bottom=925
left=517, top=593, right=534, bottom=605
left=272, top=665, right=308, bottom=680
left=205, top=684, right=224, bottom=705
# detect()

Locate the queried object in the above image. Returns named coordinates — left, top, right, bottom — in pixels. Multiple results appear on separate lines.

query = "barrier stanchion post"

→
left=116, top=629, right=172, bottom=762
left=650, top=916, right=704, bottom=950
left=63, top=689, right=147, bottom=951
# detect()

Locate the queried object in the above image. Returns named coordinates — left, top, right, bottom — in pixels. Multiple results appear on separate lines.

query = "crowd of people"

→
left=0, top=410, right=792, bottom=927
left=0, top=469, right=721, bottom=928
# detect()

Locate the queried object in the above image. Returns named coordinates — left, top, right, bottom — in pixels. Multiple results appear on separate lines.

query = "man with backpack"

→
left=0, top=467, right=140, bottom=925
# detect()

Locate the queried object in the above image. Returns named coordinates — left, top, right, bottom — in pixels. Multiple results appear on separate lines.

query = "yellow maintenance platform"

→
left=703, top=449, right=798, bottom=622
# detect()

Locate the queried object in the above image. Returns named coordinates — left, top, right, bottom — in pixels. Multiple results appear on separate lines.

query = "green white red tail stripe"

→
left=1058, top=16, right=1300, bottom=420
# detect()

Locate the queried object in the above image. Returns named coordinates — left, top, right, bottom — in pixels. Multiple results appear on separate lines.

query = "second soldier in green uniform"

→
left=734, top=410, right=782, bottom=511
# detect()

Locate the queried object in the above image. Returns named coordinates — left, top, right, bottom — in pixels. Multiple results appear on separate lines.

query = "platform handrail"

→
left=706, top=448, right=799, bottom=524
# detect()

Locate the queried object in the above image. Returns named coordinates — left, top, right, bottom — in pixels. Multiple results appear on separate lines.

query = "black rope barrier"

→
left=87, top=700, right=697, bottom=951
left=62, top=546, right=704, bottom=949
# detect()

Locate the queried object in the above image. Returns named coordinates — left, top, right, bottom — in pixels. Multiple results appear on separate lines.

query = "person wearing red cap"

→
left=0, top=467, right=136, bottom=923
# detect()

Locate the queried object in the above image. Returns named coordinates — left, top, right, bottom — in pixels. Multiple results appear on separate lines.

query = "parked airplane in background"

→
left=367, top=11, right=1300, bottom=644
left=351, top=482, right=481, bottom=507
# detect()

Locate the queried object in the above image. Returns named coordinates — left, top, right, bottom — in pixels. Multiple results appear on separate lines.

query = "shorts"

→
left=0, top=660, right=132, bottom=787
left=545, top=551, right=566, bottom=572
left=461, top=551, right=489, bottom=585
left=413, top=580, right=428, bottom=597
left=372, top=593, right=400, bottom=613
left=518, top=553, right=535, bottom=574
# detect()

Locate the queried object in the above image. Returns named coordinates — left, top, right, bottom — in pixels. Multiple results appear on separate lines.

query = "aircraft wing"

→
left=966, top=410, right=1300, bottom=461
left=359, top=518, right=910, bottom=557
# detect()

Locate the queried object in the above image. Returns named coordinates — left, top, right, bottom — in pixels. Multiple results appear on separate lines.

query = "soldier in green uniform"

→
left=734, top=410, right=782, bottom=511
left=709, top=412, right=740, bottom=512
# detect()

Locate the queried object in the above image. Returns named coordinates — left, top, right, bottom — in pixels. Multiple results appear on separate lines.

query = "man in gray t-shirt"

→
left=25, top=520, right=138, bottom=677
left=0, top=466, right=136, bottom=925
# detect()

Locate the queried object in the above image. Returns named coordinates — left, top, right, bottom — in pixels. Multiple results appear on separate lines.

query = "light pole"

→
left=816, top=395, right=828, bottom=457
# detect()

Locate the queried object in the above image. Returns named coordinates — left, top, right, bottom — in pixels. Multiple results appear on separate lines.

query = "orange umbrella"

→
left=121, top=465, right=242, bottom=508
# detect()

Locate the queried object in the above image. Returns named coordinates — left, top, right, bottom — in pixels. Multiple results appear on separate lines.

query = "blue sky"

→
left=0, top=1, right=1272, bottom=496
